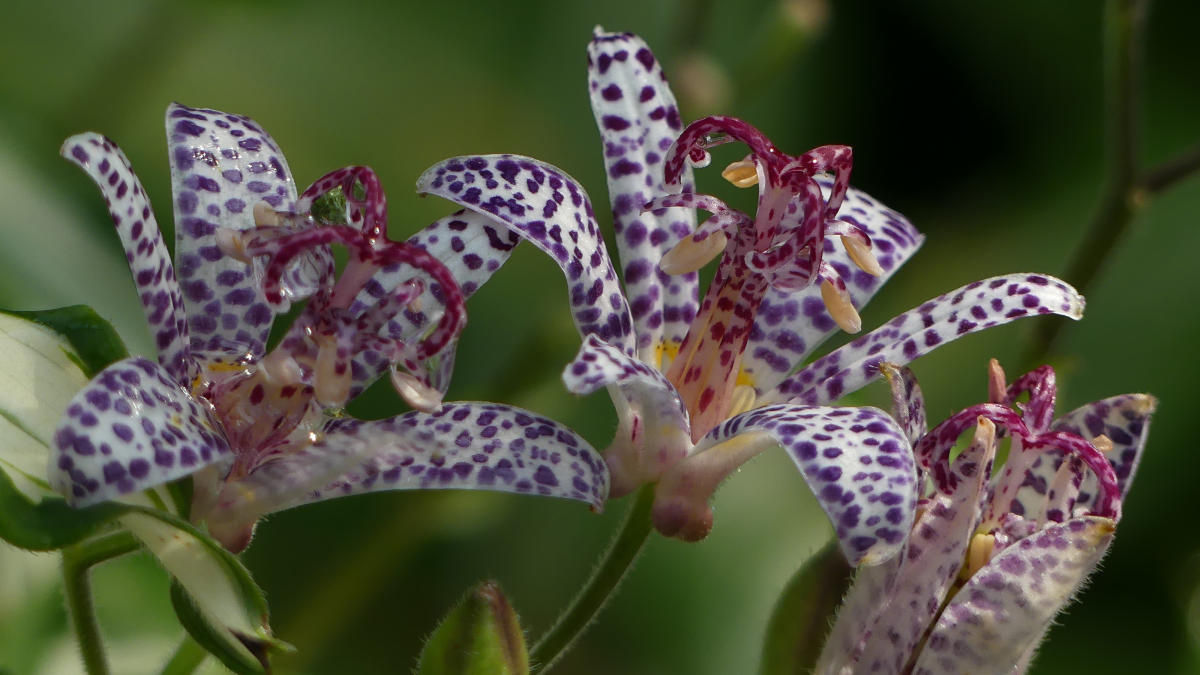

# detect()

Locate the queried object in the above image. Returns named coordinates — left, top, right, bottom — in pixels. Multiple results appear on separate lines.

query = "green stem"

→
left=61, top=531, right=141, bottom=675
left=529, top=484, right=656, bottom=673
left=158, top=634, right=207, bottom=675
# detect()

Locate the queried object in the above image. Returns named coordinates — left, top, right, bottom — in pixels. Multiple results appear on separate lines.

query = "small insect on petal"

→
left=721, top=160, right=758, bottom=188
left=660, top=231, right=728, bottom=275
left=820, top=279, right=862, bottom=333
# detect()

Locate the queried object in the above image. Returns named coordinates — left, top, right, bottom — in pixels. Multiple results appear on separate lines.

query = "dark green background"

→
left=1, top=1, right=1197, bottom=673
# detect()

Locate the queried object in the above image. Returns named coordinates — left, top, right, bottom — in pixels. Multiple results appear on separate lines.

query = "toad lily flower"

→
left=815, top=362, right=1155, bottom=674
left=415, top=30, right=1086, bottom=567
left=52, top=104, right=608, bottom=552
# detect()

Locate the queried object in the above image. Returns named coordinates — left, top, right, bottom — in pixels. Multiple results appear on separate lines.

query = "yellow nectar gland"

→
left=961, top=532, right=996, bottom=582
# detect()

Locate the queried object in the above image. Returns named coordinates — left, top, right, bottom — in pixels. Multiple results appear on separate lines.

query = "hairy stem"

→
left=530, top=484, right=656, bottom=673
left=61, top=531, right=141, bottom=675
left=158, top=635, right=207, bottom=675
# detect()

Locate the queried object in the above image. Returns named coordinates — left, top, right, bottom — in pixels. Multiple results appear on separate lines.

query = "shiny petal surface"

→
left=744, top=179, right=924, bottom=395
left=61, top=133, right=193, bottom=384
left=704, top=405, right=916, bottom=565
left=768, top=275, right=1085, bottom=406
left=49, top=357, right=231, bottom=506
left=166, top=103, right=302, bottom=358
left=345, top=209, right=522, bottom=396
left=241, top=403, right=609, bottom=515
left=1011, top=393, right=1157, bottom=519
left=588, top=29, right=699, bottom=361
left=911, top=517, right=1114, bottom=675
left=418, top=155, right=636, bottom=355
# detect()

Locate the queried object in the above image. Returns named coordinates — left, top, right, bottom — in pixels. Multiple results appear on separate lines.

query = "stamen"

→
left=214, top=228, right=252, bottom=265
left=253, top=201, right=282, bottom=227
left=961, top=533, right=995, bottom=581
left=987, top=358, right=1008, bottom=405
left=392, top=368, right=444, bottom=413
left=1091, top=434, right=1114, bottom=455
left=820, top=279, right=862, bottom=333
left=259, top=349, right=304, bottom=387
left=727, top=384, right=757, bottom=417
left=721, top=160, right=759, bottom=188
left=660, top=232, right=728, bottom=275
left=840, top=233, right=884, bottom=277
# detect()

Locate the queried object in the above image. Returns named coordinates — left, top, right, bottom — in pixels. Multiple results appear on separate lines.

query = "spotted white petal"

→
left=767, top=275, right=1085, bottom=406
left=49, top=357, right=231, bottom=506
left=588, top=29, right=700, bottom=361
left=166, top=103, right=313, bottom=359
left=418, top=155, right=636, bottom=355
left=61, top=133, right=194, bottom=384
left=743, top=179, right=924, bottom=396
left=910, top=516, right=1114, bottom=675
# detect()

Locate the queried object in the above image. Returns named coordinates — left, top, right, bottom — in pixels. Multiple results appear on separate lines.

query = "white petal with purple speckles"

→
left=418, top=155, right=636, bottom=355
left=166, top=103, right=303, bottom=359
left=563, top=334, right=691, bottom=495
left=344, top=209, right=522, bottom=396
left=881, top=363, right=928, bottom=447
left=702, top=405, right=916, bottom=565
left=588, top=29, right=699, bottom=361
left=1008, top=393, right=1156, bottom=519
left=235, top=402, right=609, bottom=515
left=62, top=133, right=194, bottom=384
left=48, top=357, right=231, bottom=506
left=744, top=179, right=924, bottom=396
left=767, top=275, right=1085, bottom=406
left=911, top=516, right=1114, bottom=675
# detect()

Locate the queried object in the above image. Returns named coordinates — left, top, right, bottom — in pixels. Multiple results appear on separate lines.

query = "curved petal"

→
left=217, top=403, right=609, bottom=524
left=1009, top=393, right=1157, bottom=519
left=743, top=179, right=924, bottom=395
left=563, top=334, right=691, bottom=495
left=166, top=103, right=311, bottom=359
left=49, top=357, right=231, bottom=506
left=61, top=133, right=194, bottom=384
left=344, top=209, right=522, bottom=397
left=588, top=29, right=699, bottom=361
left=657, top=405, right=917, bottom=565
left=418, top=155, right=636, bottom=355
left=880, top=363, right=928, bottom=448
left=911, top=516, right=1114, bottom=675
left=767, top=275, right=1085, bottom=406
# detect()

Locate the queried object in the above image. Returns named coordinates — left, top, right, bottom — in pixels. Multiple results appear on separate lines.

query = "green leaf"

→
left=418, top=581, right=529, bottom=675
left=0, top=469, right=125, bottom=550
left=759, top=540, right=854, bottom=675
left=4, top=306, right=128, bottom=378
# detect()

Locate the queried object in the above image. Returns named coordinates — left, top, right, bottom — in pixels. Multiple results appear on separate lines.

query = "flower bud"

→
left=417, top=581, right=529, bottom=675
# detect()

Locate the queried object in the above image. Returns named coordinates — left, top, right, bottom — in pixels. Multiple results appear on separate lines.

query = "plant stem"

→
left=159, top=635, right=207, bottom=675
left=529, top=484, right=656, bottom=673
left=61, top=531, right=141, bottom=675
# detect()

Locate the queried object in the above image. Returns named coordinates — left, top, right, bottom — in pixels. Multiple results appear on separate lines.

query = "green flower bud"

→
left=417, top=581, right=528, bottom=675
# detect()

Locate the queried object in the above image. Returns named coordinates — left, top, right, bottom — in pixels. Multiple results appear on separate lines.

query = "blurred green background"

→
left=1, top=0, right=1198, bottom=673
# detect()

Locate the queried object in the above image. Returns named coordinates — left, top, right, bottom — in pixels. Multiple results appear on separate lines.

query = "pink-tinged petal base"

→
left=49, top=357, right=232, bottom=506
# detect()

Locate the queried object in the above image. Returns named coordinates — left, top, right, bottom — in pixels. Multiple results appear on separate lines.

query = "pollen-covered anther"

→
left=721, top=160, right=759, bottom=188
left=962, top=532, right=996, bottom=581
left=728, top=384, right=757, bottom=417
left=987, top=358, right=1008, bottom=404
left=840, top=233, right=884, bottom=276
left=252, top=201, right=282, bottom=227
left=820, top=279, right=862, bottom=333
left=313, top=334, right=351, bottom=408
left=392, top=368, right=443, bottom=413
left=660, top=231, right=728, bottom=275
left=1091, top=434, right=1115, bottom=455
left=214, top=227, right=253, bottom=265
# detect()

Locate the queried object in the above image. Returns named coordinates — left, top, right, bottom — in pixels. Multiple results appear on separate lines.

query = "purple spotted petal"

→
left=588, top=29, right=699, bottom=360
left=230, top=403, right=609, bottom=515
left=341, top=209, right=522, bottom=396
left=768, top=275, right=1085, bottom=406
left=166, top=103, right=304, bottom=359
left=743, top=179, right=923, bottom=395
left=417, top=155, right=636, bottom=355
left=882, top=363, right=928, bottom=448
left=48, top=357, right=231, bottom=506
left=61, top=133, right=194, bottom=385
left=704, top=405, right=916, bottom=565
left=911, top=517, right=1114, bottom=675
left=1010, top=394, right=1157, bottom=519
left=563, top=334, right=691, bottom=495
left=849, top=421, right=996, bottom=674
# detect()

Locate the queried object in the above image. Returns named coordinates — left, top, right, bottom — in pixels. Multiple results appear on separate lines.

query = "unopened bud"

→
left=416, top=581, right=529, bottom=675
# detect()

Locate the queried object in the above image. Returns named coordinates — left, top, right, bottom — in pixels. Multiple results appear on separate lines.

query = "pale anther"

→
left=660, top=231, right=728, bottom=275
left=962, top=532, right=996, bottom=581
left=392, top=368, right=443, bottom=413
left=1092, top=434, right=1115, bottom=455
left=820, top=279, right=862, bottom=333
left=721, top=160, right=759, bottom=188
left=253, top=201, right=282, bottom=227
left=841, top=234, right=884, bottom=277
left=214, top=228, right=252, bottom=264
